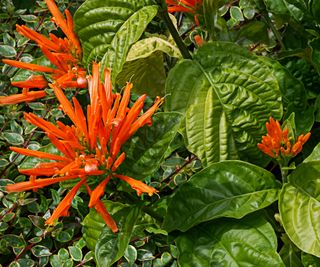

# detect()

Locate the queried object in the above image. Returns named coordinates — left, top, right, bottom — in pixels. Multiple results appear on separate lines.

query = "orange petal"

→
left=45, top=177, right=86, bottom=225
left=0, top=91, right=47, bottom=105
left=6, top=175, right=81, bottom=192
left=114, top=174, right=158, bottom=196
left=112, top=152, right=126, bottom=171
left=84, top=182, right=118, bottom=233
left=2, top=59, right=60, bottom=74
left=10, top=146, right=71, bottom=162
left=88, top=176, right=111, bottom=208
left=16, top=24, right=60, bottom=51
left=11, top=75, right=48, bottom=89
left=129, top=96, right=163, bottom=136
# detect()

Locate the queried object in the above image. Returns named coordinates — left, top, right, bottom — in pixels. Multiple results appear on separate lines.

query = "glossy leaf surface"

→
left=279, top=162, right=320, bottom=257
left=176, top=214, right=284, bottom=266
left=165, top=42, right=282, bottom=166
left=163, top=160, right=280, bottom=232
left=74, top=0, right=158, bottom=83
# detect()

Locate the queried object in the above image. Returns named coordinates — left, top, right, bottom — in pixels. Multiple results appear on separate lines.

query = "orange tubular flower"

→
left=6, top=63, right=161, bottom=232
left=166, top=0, right=203, bottom=25
left=1, top=0, right=86, bottom=105
left=257, top=117, right=311, bottom=159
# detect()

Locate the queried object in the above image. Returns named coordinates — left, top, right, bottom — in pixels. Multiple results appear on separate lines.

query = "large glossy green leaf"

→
left=165, top=42, right=282, bottom=166
left=118, top=112, right=182, bottom=179
left=95, top=207, right=140, bottom=267
left=117, top=52, right=166, bottom=97
left=163, top=160, right=280, bottom=232
left=279, top=162, right=320, bottom=257
left=74, top=0, right=158, bottom=83
left=176, top=214, right=284, bottom=267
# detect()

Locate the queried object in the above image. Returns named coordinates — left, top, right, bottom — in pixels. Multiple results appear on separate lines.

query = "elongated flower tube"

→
left=6, top=63, right=161, bottom=232
left=1, top=0, right=86, bottom=105
left=166, top=0, right=203, bottom=25
left=257, top=117, right=311, bottom=159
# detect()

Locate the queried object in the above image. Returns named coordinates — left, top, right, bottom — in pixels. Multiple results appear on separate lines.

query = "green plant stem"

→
left=157, top=0, right=192, bottom=59
left=262, top=11, right=285, bottom=51
left=279, top=160, right=289, bottom=183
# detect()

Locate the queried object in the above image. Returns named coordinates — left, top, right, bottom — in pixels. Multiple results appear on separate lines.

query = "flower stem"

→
left=157, top=0, right=192, bottom=59
left=279, top=159, right=289, bottom=183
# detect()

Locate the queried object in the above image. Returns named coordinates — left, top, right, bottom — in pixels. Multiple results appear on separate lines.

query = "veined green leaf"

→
left=176, top=214, right=284, bottom=267
left=126, top=36, right=181, bottom=61
left=165, top=42, right=282, bottom=166
left=74, top=0, right=158, bottom=83
left=117, top=52, right=166, bottom=97
left=279, top=162, right=320, bottom=257
left=163, top=160, right=280, bottom=232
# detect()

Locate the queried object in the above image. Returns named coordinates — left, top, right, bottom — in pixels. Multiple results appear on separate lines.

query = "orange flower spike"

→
left=11, top=75, right=48, bottom=89
left=94, top=201, right=119, bottom=233
left=45, top=177, right=86, bottom=225
left=258, top=117, right=311, bottom=158
left=88, top=176, right=111, bottom=208
left=89, top=62, right=100, bottom=113
left=84, top=182, right=118, bottom=233
left=10, top=147, right=71, bottom=162
left=72, top=97, right=89, bottom=141
left=112, top=152, right=126, bottom=172
left=46, top=132, right=72, bottom=158
left=6, top=175, right=81, bottom=192
left=0, top=91, right=47, bottom=105
left=257, top=143, right=274, bottom=158
left=116, top=83, right=133, bottom=120
left=16, top=25, right=59, bottom=51
left=129, top=97, right=163, bottom=136
left=45, top=0, right=81, bottom=55
left=52, top=84, right=77, bottom=125
left=291, top=132, right=311, bottom=156
left=194, top=34, right=203, bottom=47
left=2, top=59, right=61, bottom=74
left=110, top=95, right=147, bottom=157
left=24, top=113, right=68, bottom=140
left=114, top=174, right=158, bottom=197
left=104, top=68, right=113, bottom=109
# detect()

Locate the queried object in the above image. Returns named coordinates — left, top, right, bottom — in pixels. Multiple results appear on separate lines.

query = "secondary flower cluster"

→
left=258, top=117, right=311, bottom=159
left=1, top=0, right=86, bottom=105
left=6, top=63, right=161, bottom=232
left=166, top=0, right=203, bottom=25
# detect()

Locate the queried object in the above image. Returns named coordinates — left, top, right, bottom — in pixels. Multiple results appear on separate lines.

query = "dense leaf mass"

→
left=1, top=0, right=320, bottom=266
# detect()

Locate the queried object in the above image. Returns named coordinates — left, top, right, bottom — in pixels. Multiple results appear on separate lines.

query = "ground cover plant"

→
left=1, top=0, right=320, bottom=266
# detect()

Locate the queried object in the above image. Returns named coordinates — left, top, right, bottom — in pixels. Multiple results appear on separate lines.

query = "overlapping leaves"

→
left=74, top=0, right=158, bottom=83
left=165, top=42, right=283, bottom=166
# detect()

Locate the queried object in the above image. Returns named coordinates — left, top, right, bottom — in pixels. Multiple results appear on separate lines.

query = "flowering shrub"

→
left=1, top=0, right=320, bottom=266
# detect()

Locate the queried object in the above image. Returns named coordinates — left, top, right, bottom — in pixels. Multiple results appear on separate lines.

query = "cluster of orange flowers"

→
left=2, top=0, right=161, bottom=232
left=258, top=117, right=311, bottom=159
left=1, top=0, right=86, bottom=105
left=7, top=62, right=161, bottom=232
